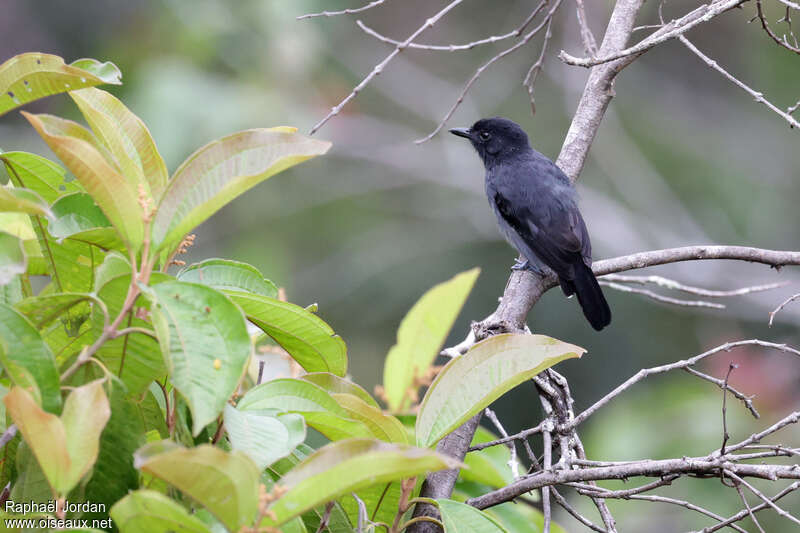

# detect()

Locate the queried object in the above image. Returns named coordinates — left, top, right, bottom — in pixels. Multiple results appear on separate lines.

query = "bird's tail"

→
left=572, top=262, right=611, bottom=331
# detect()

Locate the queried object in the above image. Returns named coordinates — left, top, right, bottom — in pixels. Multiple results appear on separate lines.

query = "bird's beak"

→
left=449, top=127, right=471, bottom=139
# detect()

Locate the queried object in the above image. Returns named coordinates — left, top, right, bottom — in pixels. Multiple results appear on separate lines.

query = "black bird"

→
left=450, top=117, right=611, bottom=331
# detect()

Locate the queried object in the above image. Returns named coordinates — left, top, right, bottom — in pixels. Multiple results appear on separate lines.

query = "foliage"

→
left=0, top=53, right=578, bottom=532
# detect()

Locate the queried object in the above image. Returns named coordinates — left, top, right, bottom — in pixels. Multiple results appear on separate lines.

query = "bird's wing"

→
left=493, top=185, right=589, bottom=278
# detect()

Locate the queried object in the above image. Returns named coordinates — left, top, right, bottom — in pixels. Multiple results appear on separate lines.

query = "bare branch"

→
left=559, top=0, right=747, bottom=67
left=297, top=0, right=388, bottom=20
left=756, top=0, right=800, bottom=55
left=468, top=422, right=544, bottom=452
left=698, top=481, right=800, bottom=533
left=684, top=367, right=759, bottom=418
left=769, top=292, right=800, bottom=326
left=355, top=2, right=546, bottom=51
left=309, top=0, right=464, bottom=135
left=524, top=17, right=554, bottom=115
left=732, top=481, right=767, bottom=533
left=574, top=0, right=598, bottom=55
left=601, top=274, right=787, bottom=298
left=720, top=363, right=738, bottom=455
left=727, top=470, right=800, bottom=527
left=414, top=1, right=563, bottom=144
left=679, top=35, right=800, bottom=129
left=483, top=408, right=520, bottom=479
left=551, top=487, right=605, bottom=532
left=567, top=340, right=799, bottom=431
left=599, top=280, right=725, bottom=308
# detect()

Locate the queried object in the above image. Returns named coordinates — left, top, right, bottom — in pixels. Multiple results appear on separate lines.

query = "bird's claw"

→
left=511, top=258, right=543, bottom=274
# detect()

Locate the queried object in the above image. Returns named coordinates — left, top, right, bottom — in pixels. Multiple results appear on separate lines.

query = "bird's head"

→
left=449, top=117, right=530, bottom=165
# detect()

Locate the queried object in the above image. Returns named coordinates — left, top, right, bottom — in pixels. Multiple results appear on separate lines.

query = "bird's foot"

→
left=511, top=258, right=543, bottom=274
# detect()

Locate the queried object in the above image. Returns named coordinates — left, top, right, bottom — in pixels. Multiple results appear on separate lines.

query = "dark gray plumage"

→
left=450, top=117, right=611, bottom=331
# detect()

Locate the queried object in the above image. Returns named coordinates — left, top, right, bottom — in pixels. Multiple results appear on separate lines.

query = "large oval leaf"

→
left=383, top=268, right=479, bottom=412
left=436, top=499, right=508, bottom=533
left=147, top=281, right=251, bottom=435
left=223, top=404, right=305, bottom=470
left=151, top=127, right=330, bottom=253
left=110, top=490, right=212, bottom=533
left=416, top=334, right=585, bottom=448
left=0, top=303, right=61, bottom=413
left=134, top=442, right=259, bottom=532
left=23, top=111, right=144, bottom=251
left=227, top=292, right=346, bottom=376
left=178, top=258, right=278, bottom=297
left=4, top=381, right=110, bottom=496
left=70, top=88, right=168, bottom=197
left=264, top=439, right=461, bottom=526
left=48, top=192, right=123, bottom=250
left=237, top=378, right=371, bottom=441
left=0, top=53, right=121, bottom=117
left=0, top=151, right=80, bottom=204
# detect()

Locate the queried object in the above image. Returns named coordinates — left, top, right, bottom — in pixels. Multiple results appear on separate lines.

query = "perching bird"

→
left=450, top=117, right=611, bottom=331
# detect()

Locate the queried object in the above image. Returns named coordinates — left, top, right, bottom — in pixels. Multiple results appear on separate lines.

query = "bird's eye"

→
left=479, top=131, right=491, bottom=141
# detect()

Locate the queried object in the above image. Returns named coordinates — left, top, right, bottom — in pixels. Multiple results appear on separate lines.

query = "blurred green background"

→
left=1, top=0, right=799, bottom=529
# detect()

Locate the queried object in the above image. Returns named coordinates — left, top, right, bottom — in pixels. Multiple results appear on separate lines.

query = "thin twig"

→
left=468, top=422, right=544, bottom=452
left=483, top=408, right=520, bottom=479
left=524, top=17, right=554, bottom=115
left=414, top=0, right=563, bottom=143
left=315, top=501, right=336, bottom=533
left=559, top=0, right=747, bottom=67
left=600, top=281, right=725, bottom=308
left=679, top=35, right=800, bottom=129
left=574, top=0, right=598, bottom=55
left=309, top=0, right=465, bottom=135
left=684, top=367, right=759, bottom=418
left=601, top=274, right=787, bottom=298
left=551, top=487, right=605, bottom=532
left=720, top=363, right=738, bottom=455
left=297, top=0, right=388, bottom=20
left=768, top=292, right=800, bottom=326
left=756, top=0, right=800, bottom=55
left=0, top=425, right=17, bottom=448
left=355, top=2, right=546, bottom=51
left=698, top=481, right=800, bottom=532
left=726, top=470, right=800, bottom=527
left=732, top=481, right=766, bottom=533
left=568, top=340, right=799, bottom=431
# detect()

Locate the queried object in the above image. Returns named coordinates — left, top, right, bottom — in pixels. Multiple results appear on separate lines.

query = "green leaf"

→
left=331, top=393, right=409, bottom=444
left=152, top=127, right=331, bottom=253
left=134, top=442, right=259, bottom=532
left=435, top=499, right=508, bottom=532
left=0, top=232, right=25, bottom=286
left=223, top=405, right=305, bottom=470
left=83, top=383, right=146, bottom=525
left=4, top=381, right=111, bottom=495
left=0, top=53, right=120, bottom=117
left=70, top=87, right=168, bottom=197
left=416, top=334, right=585, bottom=448
left=23, top=111, right=144, bottom=252
left=147, top=281, right=251, bottom=435
left=0, top=152, right=79, bottom=204
left=15, top=292, right=95, bottom=330
left=47, top=192, right=124, bottom=250
left=111, top=490, right=212, bottom=533
left=237, top=378, right=371, bottom=441
left=94, top=250, right=132, bottom=291
left=301, top=372, right=379, bottom=408
left=383, top=268, right=480, bottom=412
left=0, top=185, right=52, bottom=218
left=227, top=292, right=347, bottom=376
left=462, top=427, right=518, bottom=488
left=0, top=303, right=60, bottom=413
left=264, top=439, right=461, bottom=526
left=178, top=258, right=278, bottom=298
